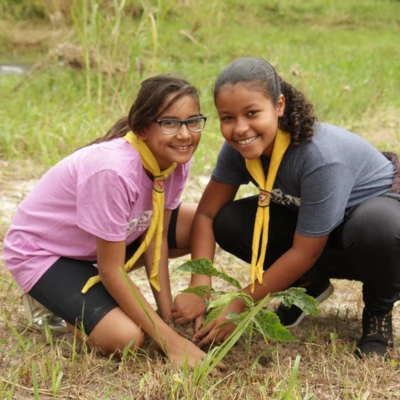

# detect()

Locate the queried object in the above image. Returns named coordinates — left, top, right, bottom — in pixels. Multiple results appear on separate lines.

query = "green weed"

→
left=177, top=258, right=319, bottom=383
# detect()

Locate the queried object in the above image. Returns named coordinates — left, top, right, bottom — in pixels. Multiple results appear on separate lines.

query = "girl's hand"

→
left=193, top=299, right=244, bottom=347
left=167, top=336, right=226, bottom=372
left=171, top=292, right=207, bottom=331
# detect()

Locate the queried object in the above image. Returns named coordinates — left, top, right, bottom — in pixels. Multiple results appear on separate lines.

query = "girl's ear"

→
left=276, top=94, right=285, bottom=117
left=136, top=130, right=148, bottom=141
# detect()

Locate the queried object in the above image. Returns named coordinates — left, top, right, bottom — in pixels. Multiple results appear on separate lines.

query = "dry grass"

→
left=1, top=161, right=399, bottom=399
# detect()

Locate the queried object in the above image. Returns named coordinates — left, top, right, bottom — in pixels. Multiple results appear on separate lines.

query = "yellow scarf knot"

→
left=245, top=129, right=291, bottom=293
left=81, top=131, right=176, bottom=294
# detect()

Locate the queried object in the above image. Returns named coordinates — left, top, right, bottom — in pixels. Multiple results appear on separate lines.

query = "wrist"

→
left=231, top=297, right=246, bottom=313
left=189, top=275, right=212, bottom=288
left=160, top=310, right=172, bottom=322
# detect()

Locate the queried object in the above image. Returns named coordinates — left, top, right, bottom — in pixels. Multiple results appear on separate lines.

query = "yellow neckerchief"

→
left=245, top=129, right=291, bottom=293
left=81, top=131, right=177, bottom=294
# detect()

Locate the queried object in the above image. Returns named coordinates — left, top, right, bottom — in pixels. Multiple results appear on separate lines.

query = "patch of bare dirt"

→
left=1, top=162, right=400, bottom=399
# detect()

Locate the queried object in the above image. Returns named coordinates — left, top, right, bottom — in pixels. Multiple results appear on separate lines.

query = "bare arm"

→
left=172, top=180, right=239, bottom=327
left=194, top=232, right=329, bottom=346
left=96, top=237, right=211, bottom=368
left=235, top=232, right=329, bottom=308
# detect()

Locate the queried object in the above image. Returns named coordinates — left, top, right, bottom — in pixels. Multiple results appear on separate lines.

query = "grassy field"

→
left=1, top=0, right=400, bottom=398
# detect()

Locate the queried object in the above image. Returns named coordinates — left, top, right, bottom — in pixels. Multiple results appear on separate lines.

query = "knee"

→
left=114, top=326, right=146, bottom=351
left=88, top=322, right=145, bottom=356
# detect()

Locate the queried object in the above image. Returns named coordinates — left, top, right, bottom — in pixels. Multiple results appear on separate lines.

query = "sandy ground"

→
left=0, top=160, right=399, bottom=386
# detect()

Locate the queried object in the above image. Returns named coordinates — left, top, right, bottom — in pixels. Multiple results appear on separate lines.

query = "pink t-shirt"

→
left=3, top=138, right=190, bottom=292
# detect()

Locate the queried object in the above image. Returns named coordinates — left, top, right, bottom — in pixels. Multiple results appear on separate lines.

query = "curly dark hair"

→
left=87, top=74, right=200, bottom=146
left=213, top=57, right=316, bottom=146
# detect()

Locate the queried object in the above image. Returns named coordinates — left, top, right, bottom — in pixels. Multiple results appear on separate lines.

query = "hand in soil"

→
left=172, top=292, right=206, bottom=332
left=167, top=336, right=226, bottom=373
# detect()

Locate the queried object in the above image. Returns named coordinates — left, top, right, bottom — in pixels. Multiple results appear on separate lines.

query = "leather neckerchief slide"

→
left=245, top=129, right=291, bottom=293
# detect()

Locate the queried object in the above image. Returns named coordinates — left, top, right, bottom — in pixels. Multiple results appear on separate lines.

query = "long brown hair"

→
left=88, top=74, right=200, bottom=146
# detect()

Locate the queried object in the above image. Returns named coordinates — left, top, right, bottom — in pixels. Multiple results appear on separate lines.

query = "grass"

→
left=0, top=0, right=400, bottom=398
left=1, top=0, right=400, bottom=173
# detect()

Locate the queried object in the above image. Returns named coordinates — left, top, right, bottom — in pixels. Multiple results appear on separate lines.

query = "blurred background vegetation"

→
left=0, top=0, right=399, bottom=174
left=0, top=2, right=400, bottom=398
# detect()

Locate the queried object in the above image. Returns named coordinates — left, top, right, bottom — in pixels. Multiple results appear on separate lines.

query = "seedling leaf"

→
left=177, top=258, right=242, bottom=290
left=271, top=287, right=320, bottom=316
left=253, top=309, right=296, bottom=342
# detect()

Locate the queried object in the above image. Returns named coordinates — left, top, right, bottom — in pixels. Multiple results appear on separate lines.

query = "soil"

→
left=1, top=160, right=399, bottom=396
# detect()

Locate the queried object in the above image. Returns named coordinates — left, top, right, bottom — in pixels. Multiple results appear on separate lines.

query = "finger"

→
left=174, top=316, right=190, bottom=325
left=170, top=310, right=182, bottom=320
left=222, top=331, right=232, bottom=342
left=217, top=361, right=227, bottom=370
left=197, top=335, right=212, bottom=348
left=197, top=329, right=217, bottom=347
left=193, top=322, right=213, bottom=340
left=215, top=331, right=226, bottom=344
left=193, top=315, right=204, bottom=333
left=209, top=369, right=223, bottom=378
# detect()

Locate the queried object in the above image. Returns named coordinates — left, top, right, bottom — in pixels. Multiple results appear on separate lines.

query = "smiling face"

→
left=139, top=93, right=201, bottom=170
left=215, top=82, right=285, bottom=159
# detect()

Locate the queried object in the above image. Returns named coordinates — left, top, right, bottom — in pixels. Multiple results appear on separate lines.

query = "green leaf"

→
left=178, top=258, right=219, bottom=275
left=225, top=311, right=241, bottom=321
left=177, top=258, right=242, bottom=290
left=203, top=306, right=225, bottom=328
left=181, top=286, right=227, bottom=298
left=253, top=310, right=296, bottom=342
left=181, top=285, right=212, bottom=298
left=216, top=269, right=243, bottom=290
left=271, top=287, right=320, bottom=316
left=207, top=292, right=239, bottom=310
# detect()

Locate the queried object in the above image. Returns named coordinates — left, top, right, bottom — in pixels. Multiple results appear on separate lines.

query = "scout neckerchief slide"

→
left=245, top=129, right=291, bottom=293
left=81, top=131, right=177, bottom=294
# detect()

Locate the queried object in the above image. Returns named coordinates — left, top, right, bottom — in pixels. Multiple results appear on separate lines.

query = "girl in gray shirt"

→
left=172, top=57, right=400, bottom=359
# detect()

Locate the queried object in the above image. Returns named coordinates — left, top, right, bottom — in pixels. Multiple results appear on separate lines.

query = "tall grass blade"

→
left=31, top=360, right=40, bottom=400
left=0, top=313, right=27, bottom=353
left=282, top=355, right=301, bottom=400
left=119, top=267, right=166, bottom=354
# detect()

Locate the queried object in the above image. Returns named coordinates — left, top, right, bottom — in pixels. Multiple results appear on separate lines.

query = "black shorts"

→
left=29, top=205, right=181, bottom=335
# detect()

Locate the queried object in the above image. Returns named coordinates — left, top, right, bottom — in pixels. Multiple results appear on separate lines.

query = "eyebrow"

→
left=244, top=103, right=260, bottom=109
left=158, top=114, right=200, bottom=120
left=218, top=103, right=261, bottom=114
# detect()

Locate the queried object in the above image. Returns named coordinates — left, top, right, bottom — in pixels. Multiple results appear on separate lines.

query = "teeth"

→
left=173, top=145, right=189, bottom=150
left=237, top=137, right=256, bottom=145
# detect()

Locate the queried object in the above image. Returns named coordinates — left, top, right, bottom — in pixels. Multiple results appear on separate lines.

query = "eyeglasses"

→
left=153, top=115, right=207, bottom=135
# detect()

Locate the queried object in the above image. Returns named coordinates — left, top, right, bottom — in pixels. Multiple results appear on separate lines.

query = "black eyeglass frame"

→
left=152, top=115, right=207, bottom=135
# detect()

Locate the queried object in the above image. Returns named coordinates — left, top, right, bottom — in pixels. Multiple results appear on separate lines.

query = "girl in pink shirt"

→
left=4, top=74, right=221, bottom=370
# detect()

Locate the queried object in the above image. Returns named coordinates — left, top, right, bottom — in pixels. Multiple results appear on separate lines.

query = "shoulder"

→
left=311, top=122, right=376, bottom=150
left=76, top=138, right=141, bottom=171
left=69, top=139, right=146, bottom=185
left=212, top=141, right=250, bottom=185
left=290, top=122, right=379, bottom=165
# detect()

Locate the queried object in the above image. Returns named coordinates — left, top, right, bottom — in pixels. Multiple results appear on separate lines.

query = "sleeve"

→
left=211, top=142, right=252, bottom=186
left=296, top=162, right=355, bottom=237
left=76, top=170, right=137, bottom=241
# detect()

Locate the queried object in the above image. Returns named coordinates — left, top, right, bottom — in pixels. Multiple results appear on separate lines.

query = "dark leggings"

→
left=29, top=206, right=181, bottom=334
left=213, top=196, right=400, bottom=314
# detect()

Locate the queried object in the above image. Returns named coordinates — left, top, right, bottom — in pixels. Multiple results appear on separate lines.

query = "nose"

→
left=176, top=123, right=191, bottom=138
left=233, top=118, right=249, bottom=136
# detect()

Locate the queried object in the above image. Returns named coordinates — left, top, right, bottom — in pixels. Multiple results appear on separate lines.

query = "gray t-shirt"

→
left=211, top=122, right=394, bottom=237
